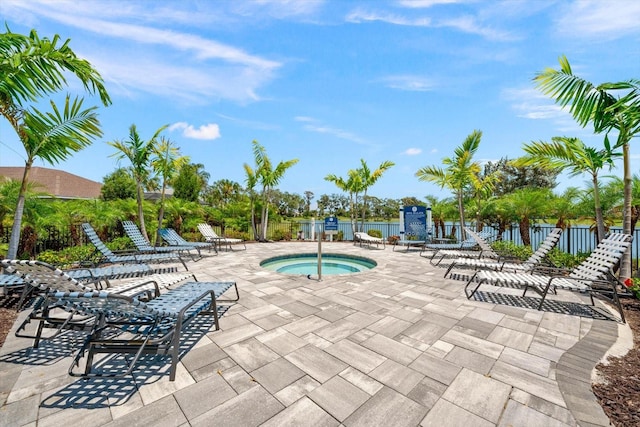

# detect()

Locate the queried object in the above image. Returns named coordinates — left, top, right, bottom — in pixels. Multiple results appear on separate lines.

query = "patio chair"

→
left=464, top=233, right=632, bottom=323
left=2, top=259, right=195, bottom=348
left=428, top=227, right=498, bottom=266
left=159, top=228, right=217, bottom=255
left=122, top=221, right=201, bottom=261
left=353, top=231, right=385, bottom=249
left=3, top=260, right=239, bottom=380
left=197, top=223, right=246, bottom=251
left=444, top=227, right=563, bottom=278
left=1, top=263, right=179, bottom=299
left=82, top=223, right=188, bottom=270
left=419, top=229, right=493, bottom=258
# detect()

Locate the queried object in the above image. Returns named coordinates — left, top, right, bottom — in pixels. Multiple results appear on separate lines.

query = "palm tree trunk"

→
left=156, top=182, right=167, bottom=246
left=457, top=192, right=466, bottom=238
left=250, top=198, right=259, bottom=240
left=621, top=142, right=632, bottom=280
left=519, top=217, right=531, bottom=246
left=592, top=174, right=605, bottom=243
left=135, top=180, right=149, bottom=241
left=360, top=191, right=368, bottom=232
left=7, top=161, right=32, bottom=259
left=349, top=192, right=356, bottom=235
left=260, top=189, right=269, bottom=241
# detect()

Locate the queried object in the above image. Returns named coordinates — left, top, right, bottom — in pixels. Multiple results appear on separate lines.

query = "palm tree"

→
left=251, top=140, right=298, bottom=241
left=1, top=28, right=111, bottom=259
left=242, top=164, right=260, bottom=240
left=152, top=137, right=189, bottom=244
left=108, top=124, right=167, bottom=241
left=425, top=196, right=451, bottom=238
left=416, top=130, right=482, bottom=238
left=357, top=159, right=395, bottom=231
left=304, top=190, right=314, bottom=216
left=325, top=169, right=363, bottom=235
left=514, top=137, right=621, bottom=242
left=534, top=55, right=640, bottom=278
left=550, top=187, right=581, bottom=230
left=504, top=188, right=551, bottom=246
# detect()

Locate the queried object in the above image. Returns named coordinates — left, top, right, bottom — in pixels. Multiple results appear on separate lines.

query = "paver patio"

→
left=0, top=241, right=624, bottom=426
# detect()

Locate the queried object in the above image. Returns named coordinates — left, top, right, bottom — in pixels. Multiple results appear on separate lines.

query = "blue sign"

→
left=403, top=206, right=427, bottom=240
left=324, top=216, right=338, bottom=233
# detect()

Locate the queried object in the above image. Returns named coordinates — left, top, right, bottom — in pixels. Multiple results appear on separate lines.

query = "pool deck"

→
left=0, top=241, right=627, bottom=426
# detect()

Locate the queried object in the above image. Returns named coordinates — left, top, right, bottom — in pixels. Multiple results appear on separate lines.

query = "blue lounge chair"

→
left=159, top=228, right=217, bottom=255
left=1, top=263, right=179, bottom=298
left=122, top=221, right=201, bottom=260
left=2, top=259, right=195, bottom=347
left=3, top=259, right=238, bottom=381
left=82, top=223, right=188, bottom=270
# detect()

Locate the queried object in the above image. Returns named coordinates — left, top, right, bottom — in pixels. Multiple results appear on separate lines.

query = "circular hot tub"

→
left=260, top=253, right=376, bottom=275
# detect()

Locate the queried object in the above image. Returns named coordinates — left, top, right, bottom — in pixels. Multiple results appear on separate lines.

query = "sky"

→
left=1, top=0, right=640, bottom=203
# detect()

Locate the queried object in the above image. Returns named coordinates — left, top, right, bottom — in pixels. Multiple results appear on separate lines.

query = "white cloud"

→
left=379, top=75, right=435, bottom=92
left=437, top=15, right=514, bottom=41
left=296, top=116, right=368, bottom=145
left=404, top=148, right=422, bottom=155
left=346, top=9, right=431, bottom=26
left=556, top=0, right=640, bottom=39
left=233, top=0, right=325, bottom=19
left=399, top=0, right=471, bottom=7
left=170, top=122, right=221, bottom=140
left=347, top=7, right=513, bottom=41
left=4, top=0, right=281, bottom=104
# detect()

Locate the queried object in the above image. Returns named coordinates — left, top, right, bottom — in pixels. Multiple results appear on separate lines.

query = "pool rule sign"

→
left=324, top=216, right=338, bottom=236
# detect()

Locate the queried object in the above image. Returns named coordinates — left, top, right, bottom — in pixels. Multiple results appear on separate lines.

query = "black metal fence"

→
left=2, top=221, right=639, bottom=270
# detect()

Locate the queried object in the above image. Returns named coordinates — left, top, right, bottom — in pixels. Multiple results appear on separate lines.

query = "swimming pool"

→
left=260, top=253, right=377, bottom=275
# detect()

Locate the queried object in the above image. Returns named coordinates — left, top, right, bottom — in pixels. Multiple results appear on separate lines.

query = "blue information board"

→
left=324, top=216, right=338, bottom=234
left=403, top=206, right=427, bottom=240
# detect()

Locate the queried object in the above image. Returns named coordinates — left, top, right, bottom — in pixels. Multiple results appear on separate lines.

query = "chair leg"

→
left=464, top=272, right=482, bottom=298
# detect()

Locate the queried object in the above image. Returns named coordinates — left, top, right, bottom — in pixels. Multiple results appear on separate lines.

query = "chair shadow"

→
left=0, top=330, right=88, bottom=366
left=470, top=291, right=614, bottom=321
left=20, top=307, right=229, bottom=410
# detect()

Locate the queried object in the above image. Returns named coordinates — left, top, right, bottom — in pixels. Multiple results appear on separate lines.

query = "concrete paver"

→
left=0, top=241, right=625, bottom=426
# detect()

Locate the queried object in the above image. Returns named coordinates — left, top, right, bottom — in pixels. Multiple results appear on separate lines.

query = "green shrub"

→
left=546, top=248, right=589, bottom=269
left=108, top=236, right=135, bottom=251
left=491, top=241, right=533, bottom=260
left=271, top=229, right=292, bottom=241
left=367, top=229, right=382, bottom=238
left=37, top=246, right=94, bottom=268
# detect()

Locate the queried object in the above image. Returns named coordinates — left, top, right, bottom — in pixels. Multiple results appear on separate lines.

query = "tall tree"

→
left=325, top=168, right=362, bottom=235
left=357, top=159, right=395, bottom=231
left=251, top=140, right=298, bottom=241
left=535, top=55, right=640, bottom=278
left=152, top=137, right=189, bottom=244
left=101, top=168, right=136, bottom=200
left=243, top=163, right=259, bottom=240
left=482, top=158, right=558, bottom=196
left=1, top=28, right=111, bottom=259
left=504, top=188, right=551, bottom=246
left=514, top=137, right=620, bottom=242
left=304, top=190, right=314, bottom=216
left=108, top=124, right=167, bottom=241
left=172, top=163, right=209, bottom=202
left=416, top=130, right=482, bottom=238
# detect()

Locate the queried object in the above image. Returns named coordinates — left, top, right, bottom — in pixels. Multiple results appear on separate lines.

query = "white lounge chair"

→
left=353, top=231, right=385, bottom=249
left=197, top=223, right=246, bottom=251
left=464, top=233, right=631, bottom=323
left=444, top=227, right=563, bottom=277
